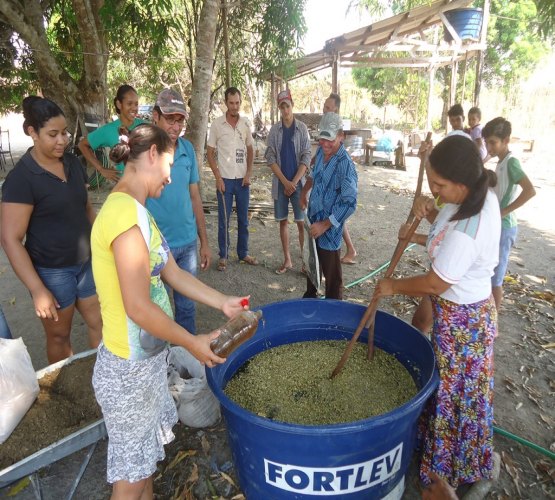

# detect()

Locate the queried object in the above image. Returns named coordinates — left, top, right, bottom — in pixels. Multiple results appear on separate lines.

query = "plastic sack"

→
left=376, top=136, right=395, bottom=153
left=0, top=338, right=40, bottom=444
left=167, top=346, right=220, bottom=428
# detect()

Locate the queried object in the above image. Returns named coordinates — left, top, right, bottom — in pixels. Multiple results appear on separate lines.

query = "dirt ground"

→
left=0, top=356, right=100, bottom=471
left=0, top=122, right=553, bottom=499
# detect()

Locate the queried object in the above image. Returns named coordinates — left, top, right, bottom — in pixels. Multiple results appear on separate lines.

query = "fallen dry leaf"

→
left=219, top=471, right=237, bottom=487
left=172, top=485, right=186, bottom=500
left=504, top=376, right=519, bottom=395
left=539, top=413, right=555, bottom=428
left=201, top=434, right=210, bottom=454
left=186, top=463, right=199, bottom=486
left=503, top=275, right=519, bottom=285
left=535, top=459, right=555, bottom=480
left=501, top=451, right=522, bottom=497
left=523, top=384, right=544, bottom=409
left=533, top=290, right=555, bottom=304
left=167, top=449, right=197, bottom=470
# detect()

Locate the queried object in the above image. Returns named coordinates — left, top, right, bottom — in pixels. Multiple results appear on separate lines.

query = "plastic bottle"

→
left=210, top=310, right=263, bottom=357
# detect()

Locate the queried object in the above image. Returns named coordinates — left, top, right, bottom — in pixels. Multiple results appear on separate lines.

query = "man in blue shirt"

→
left=301, top=113, right=358, bottom=299
left=265, top=89, right=311, bottom=274
left=146, top=89, right=211, bottom=333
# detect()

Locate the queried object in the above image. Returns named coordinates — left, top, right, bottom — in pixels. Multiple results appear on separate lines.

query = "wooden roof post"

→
left=332, top=52, right=340, bottom=94
left=474, top=0, right=491, bottom=106
left=426, top=65, right=436, bottom=132
left=449, top=60, right=459, bottom=108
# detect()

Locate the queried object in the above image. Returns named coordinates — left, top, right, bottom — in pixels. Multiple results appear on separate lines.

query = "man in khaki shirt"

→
left=207, top=87, right=256, bottom=271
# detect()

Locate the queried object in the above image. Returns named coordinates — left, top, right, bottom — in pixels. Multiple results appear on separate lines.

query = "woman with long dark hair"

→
left=375, top=135, right=501, bottom=491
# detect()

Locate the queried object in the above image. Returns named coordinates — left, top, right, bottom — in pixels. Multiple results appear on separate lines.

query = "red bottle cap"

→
left=240, top=298, right=249, bottom=307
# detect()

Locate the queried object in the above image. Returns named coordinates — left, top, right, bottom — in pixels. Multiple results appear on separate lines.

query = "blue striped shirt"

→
left=307, top=144, right=358, bottom=250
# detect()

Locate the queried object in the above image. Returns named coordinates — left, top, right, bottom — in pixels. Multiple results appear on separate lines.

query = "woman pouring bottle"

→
left=91, top=123, right=248, bottom=499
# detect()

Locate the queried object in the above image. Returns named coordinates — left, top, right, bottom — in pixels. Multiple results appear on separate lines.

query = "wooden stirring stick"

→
left=365, top=216, right=421, bottom=360
left=330, top=217, right=421, bottom=378
left=330, top=132, right=432, bottom=378
left=364, top=132, right=431, bottom=359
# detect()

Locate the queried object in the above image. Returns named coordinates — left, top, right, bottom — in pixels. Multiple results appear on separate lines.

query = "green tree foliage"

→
left=0, top=0, right=306, bottom=128
left=357, top=0, right=555, bottom=38
left=355, top=1, right=551, bottom=89
left=256, top=0, right=307, bottom=79
left=484, top=0, right=549, bottom=88
left=352, top=0, right=552, bottom=123
left=0, top=0, right=185, bottom=130
left=535, top=0, right=555, bottom=38
left=352, top=66, right=429, bottom=127
left=352, top=67, right=406, bottom=109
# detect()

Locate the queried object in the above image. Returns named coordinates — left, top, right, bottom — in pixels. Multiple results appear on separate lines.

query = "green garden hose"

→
left=494, top=426, right=555, bottom=461
left=345, top=243, right=417, bottom=289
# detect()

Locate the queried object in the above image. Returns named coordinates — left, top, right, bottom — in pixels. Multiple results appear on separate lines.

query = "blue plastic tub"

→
left=207, top=299, right=439, bottom=499
left=443, top=8, right=483, bottom=42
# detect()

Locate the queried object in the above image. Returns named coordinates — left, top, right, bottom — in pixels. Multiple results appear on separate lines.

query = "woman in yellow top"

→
left=91, top=124, right=247, bottom=499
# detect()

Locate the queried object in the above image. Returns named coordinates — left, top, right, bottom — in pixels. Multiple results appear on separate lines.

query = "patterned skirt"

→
left=420, top=294, right=497, bottom=488
left=93, top=343, right=178, bottom=484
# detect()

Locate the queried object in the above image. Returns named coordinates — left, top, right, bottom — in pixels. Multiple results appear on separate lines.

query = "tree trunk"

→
left=0, top=0, right=108, bottom=138
left=185, top=0, right=219, bottom=181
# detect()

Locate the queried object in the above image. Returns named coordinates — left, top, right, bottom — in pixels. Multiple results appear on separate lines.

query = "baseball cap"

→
left=317, top=112, right=343, bottom=141
left=155, top=89, right=188, bottom=117
left=277, top=89, right=293, bottom=107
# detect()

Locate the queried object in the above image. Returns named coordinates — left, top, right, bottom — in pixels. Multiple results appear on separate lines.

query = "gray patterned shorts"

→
left=92, top=343, right=178, bottom=483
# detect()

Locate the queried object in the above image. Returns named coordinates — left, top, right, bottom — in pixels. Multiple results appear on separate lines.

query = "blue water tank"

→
left=207, top=299, right=439, bottom=499
left=444, top=8, right=483, bottom=42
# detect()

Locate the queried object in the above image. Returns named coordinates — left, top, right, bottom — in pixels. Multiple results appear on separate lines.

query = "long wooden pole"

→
left=331, top=133, right=432, bottom=378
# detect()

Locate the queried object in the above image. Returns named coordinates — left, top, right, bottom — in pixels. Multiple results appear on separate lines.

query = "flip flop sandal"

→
left=217, top=259, right=227, bottom=271
left=240, top=255, right=257, bottom=266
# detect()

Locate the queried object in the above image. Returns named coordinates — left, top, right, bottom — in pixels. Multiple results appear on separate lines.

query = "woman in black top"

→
left=1, top=96, right=102, bottom=363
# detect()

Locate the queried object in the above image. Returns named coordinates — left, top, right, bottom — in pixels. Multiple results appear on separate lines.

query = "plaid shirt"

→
left=308, top=144, right=358, bottom=250
left=264, top=119, right=311, bottom=170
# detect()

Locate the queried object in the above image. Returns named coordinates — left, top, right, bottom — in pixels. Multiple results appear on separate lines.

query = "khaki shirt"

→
left=207, top=114, right=253, bottom=179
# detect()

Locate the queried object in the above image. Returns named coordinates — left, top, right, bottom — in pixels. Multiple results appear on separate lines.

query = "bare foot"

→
left=276, top=260, right=293, bottom=275
left=341, top=251, right=357, bottom=265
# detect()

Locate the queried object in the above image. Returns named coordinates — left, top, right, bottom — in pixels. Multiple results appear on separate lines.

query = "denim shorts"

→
left=274, top=182, right=305, bottom=222
left=34, top=259, right=96, bottom=309
left=492, top=226, right=518, bottom=287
